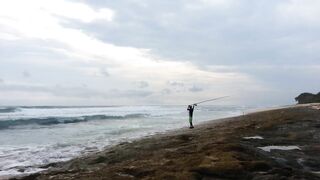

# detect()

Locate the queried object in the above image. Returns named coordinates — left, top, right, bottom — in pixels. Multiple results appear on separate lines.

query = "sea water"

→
left=0, top=105, right=253, bottom=177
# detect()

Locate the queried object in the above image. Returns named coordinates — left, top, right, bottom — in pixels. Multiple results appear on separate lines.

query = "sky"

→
left=0, top=0, right=319, bottom=106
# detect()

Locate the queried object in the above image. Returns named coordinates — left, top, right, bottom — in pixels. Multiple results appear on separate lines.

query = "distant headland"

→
left=295, top=92, right=320, bottom=104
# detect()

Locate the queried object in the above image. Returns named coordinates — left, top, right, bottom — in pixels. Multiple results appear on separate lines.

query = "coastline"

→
left=12, top=104, right=320, bottom=179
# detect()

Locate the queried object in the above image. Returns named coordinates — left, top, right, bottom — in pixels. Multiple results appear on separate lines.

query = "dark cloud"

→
left=109, top=89, right=153, bottom=97
left=81, top=83, right=88, bottom=88
left=167, top=81, right=184, bottom=87
left=22, top=71, right=31, bottom=78
left=189, top=85, right=203, bottom=92
left=135, top=81, right=149, bottom=88
left=161, top=88, right=172, bottom=95
left=122, top=90, right=152, bottom=97
left=100, top=68, right=110, bottom=77
left=73, top=0, right=320, bottom=67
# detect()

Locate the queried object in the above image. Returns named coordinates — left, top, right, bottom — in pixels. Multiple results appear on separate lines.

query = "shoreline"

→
left=11, top=104, right=320, bottom=179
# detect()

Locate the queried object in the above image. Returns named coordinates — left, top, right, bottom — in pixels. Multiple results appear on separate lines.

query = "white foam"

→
left=243, top=136, right=264, bottom=139
left=258, top=145, right=301, bottom=152
left=311, top=105, right=320, bottom=110
left=0, top=105, right=255, bottom=177
left=0, top=167, right=45, bottom=178
left=312, top=171, right=320, bottom=176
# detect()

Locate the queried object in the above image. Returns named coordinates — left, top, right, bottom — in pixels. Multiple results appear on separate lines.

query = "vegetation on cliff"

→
left=295, top=92, right=320, bottom=104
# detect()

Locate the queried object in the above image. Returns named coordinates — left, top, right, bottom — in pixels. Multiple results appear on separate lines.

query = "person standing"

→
left=187, top=104, right=196, bottom=128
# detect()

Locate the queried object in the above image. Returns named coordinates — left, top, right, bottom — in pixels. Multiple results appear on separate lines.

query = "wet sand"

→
left=14, top=104, right=320, bottom=179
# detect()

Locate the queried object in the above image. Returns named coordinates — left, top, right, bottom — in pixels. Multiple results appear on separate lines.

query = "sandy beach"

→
left=13, top=104, right=320, bottom=180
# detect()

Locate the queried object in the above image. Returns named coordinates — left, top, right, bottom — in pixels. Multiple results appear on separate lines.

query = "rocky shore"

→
left=14, top=104, right=320, bottom=180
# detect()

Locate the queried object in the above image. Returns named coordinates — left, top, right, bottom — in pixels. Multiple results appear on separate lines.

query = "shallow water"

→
left=0, top=105, right=254, bottom=177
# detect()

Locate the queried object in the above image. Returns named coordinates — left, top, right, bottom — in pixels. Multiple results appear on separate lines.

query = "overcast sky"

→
left=0, top=0, right=319, bottom=106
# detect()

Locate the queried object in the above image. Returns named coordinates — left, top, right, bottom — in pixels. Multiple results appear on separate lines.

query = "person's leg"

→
left=189, top=116, right=194, bottom=128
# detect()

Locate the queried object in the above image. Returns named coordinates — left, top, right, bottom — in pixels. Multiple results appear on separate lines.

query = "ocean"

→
left=0, top=105, right=255, bottom=177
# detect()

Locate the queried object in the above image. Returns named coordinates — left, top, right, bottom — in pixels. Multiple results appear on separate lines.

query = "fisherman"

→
left=187, top=104, right=196, bottom=128
left=187, top=96, right=228, bottom=129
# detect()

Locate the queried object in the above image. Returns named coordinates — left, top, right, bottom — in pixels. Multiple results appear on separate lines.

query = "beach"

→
left=0, top=105, right=247, bottom=178
left=2, top=0, right=319, bottom=179
left=13, top=103, right=320, bottom=180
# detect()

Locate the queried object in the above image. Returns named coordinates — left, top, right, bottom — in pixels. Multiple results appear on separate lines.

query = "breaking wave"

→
left=0, top=113, right=149, bottom=129
left=0, top=107, right=20, bottom=113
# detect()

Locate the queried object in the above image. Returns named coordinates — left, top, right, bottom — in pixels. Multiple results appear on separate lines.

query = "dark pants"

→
left=189, top=116, right=193, bottom=127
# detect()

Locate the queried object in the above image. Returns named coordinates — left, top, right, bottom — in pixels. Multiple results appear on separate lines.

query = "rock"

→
left=295, top=92, right=320, bottom=104
left=192, top=152, right=246, bottom=178
left=89, top=155, right=108, bottom=164
left=193, top=160, right=244, bottom=178
left=247, top=161, right=271, bottom=171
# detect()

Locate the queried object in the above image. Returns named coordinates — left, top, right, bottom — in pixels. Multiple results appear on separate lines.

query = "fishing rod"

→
left=191, top=96, right=229, bottom=105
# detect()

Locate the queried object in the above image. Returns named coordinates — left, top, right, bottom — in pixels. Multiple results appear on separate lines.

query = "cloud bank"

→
left=0, top=0, right=319, bottom=106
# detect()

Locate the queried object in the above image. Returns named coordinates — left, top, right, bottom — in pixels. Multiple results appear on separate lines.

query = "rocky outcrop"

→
left=295, top=92, right=320, bottom=104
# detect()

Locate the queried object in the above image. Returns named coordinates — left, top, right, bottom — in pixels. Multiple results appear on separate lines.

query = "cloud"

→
left=189, top=85, right=203, bottom=92
left=161, top=88, right=172, bottom=95
left=100, top=68, right=110, bottom=77
left=276, top=0, right=320, bottom=25
left=167, top=81, right=184, bottom=87
left=0, top=0, right=319, bottom=106
left=0, top=78, right=3, bottom=83
left=135, top=81, right=149, bottom=88
left=22, top=71, right=31, bottom=78
left=113, top=89, right=153, bottom=97
left=0, top=0, right=114, bottom=25
left=0, top=83, right=104, bottom=98
left=0, top=82, right=153, bottom=100
left=76, top=0, right=319, bottom=66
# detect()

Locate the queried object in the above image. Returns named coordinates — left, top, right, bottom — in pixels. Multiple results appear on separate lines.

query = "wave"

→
left=0, top=107, right=20, bottom=113
left=0, top=113, right=149, bottom=130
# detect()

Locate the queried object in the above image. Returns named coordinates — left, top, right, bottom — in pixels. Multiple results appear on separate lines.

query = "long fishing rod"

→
left=191, top=96, right=229, bottom=105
